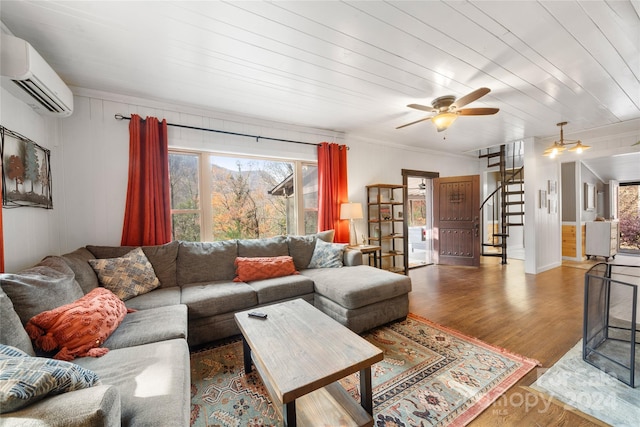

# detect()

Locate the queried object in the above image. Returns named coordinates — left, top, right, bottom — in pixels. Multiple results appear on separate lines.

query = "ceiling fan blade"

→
left=451, top=87, right=491, bottom=109
left=407, top=103, right=437, bottom=112
left=396, top=116, right=432, bottom=129
left=457, top=107, right=499, bottom=116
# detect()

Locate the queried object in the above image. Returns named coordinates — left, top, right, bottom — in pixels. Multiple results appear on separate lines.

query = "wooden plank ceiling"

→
left=1, top=0, right=638, bottom=159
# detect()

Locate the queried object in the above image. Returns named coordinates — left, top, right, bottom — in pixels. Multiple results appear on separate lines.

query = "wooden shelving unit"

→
left=366, top=184, right=407, bottom=274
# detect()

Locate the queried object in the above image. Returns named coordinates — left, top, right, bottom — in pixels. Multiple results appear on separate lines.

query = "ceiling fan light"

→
left=432, top=112, right=458, bottom=132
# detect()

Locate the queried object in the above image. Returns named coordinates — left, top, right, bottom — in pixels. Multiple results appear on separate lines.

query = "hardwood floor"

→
left=407, top=257, right=610, bottom=426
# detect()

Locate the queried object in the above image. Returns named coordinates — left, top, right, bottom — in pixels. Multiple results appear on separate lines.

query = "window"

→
left=618, top=182, right=640, bottom=253
left=302, top=163, right=318, bottom=234
left=169, top=152, right=200, bottom=241
left=169, top=151, right=317, bottom=241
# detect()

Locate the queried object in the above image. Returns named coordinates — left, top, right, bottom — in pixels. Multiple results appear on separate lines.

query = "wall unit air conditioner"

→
left=1, top=33, right=73, bottom=117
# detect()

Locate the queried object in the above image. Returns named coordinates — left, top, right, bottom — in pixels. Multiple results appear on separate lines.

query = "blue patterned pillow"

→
left=308, top=239, right=346, bottom=268
left=0, top=344, right=100, bottom=413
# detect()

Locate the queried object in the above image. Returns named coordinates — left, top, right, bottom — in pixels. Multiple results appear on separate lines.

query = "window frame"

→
left=169, top=149, right=316, bottom=241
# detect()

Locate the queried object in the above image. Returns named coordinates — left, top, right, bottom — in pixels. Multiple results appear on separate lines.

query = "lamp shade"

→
left=568, top=141, right=591, bottom=153
left=340, top=202, right=363, bottom=220
left=432, top=112, right=458, bottom=132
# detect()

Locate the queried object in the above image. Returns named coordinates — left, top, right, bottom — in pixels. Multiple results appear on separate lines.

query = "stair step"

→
left=505, top=201, right=524, bottom=205
left=506, top=222, right=524, bottom=226
left=482, top=243, right=504, bottom=248
left=505, top=190, right=525, bottom=195
left=506, top=211, right=525, bottom=216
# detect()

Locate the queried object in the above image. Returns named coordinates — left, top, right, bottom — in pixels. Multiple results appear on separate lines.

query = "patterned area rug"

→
left=190, top=313, right=538, bottom=426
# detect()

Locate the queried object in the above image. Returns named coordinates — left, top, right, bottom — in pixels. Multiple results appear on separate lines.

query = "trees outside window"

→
left=210, top=157, right=291, bottom=240
left=169, top=153, right=200, bottom=241
left=169, top=151, right=317, bottom=241
left=302, top=164, right=318, bottom=235
left=618, top=183, right=640, bottom=252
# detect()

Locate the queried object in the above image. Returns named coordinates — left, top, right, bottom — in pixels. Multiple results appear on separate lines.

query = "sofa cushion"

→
left=0, top=384, right=120, bottom=427
left=177, top=240, right=238, bottom=286
left=0, top=257, right=84, bottom=325
left=317, top=229, right=335, bottom=243
left=87, top=241, right=179, bottom=289
left=88, top=248, right=160, bottom=301
left=0, top=287, right=35, bottom=356
left=287, top=231, right=335, bottom=270
left=61, top=248, right=99, bottom=294
left=302, top=265, right=412, bottom=309
left=287, top=235, right=317, bottom=270
left=181, top=281, right=257, bottom=319
left=25, top=288, right=129, bottom=361
left=308, top=239, right=346, bottom=268
left=123, top=286, right=182, bottom=311
left=0, top=344, right=100, bottom=414
left=74, top=339, right=190, bottom=427
left=104, top=304, right=188, bottom=349
left=237, top=235, right=289, bottom=258
left=247, top=275, right=315, bottom=305
left=315, top=293, right=409, bottom=334
left=233, top=256, right=298, bottom=282
left=177, top=240, right=238, bottom=285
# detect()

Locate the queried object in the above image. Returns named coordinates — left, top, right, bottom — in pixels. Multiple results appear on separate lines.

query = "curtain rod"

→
left=114, top=114, right=341, bottom=148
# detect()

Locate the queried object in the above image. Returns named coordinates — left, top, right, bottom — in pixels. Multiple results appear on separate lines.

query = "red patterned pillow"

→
left=233, top=256, right=299, bottom=282
left=25, top=288, right=131, bottom=361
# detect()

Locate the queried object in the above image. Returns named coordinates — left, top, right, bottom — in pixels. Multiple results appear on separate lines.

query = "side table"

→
left=348, top=244, right=382, bottom=268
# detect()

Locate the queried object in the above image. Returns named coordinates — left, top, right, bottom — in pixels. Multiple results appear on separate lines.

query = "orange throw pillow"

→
left=25, top=288, right=131, bottom=361
left=233, top=256, right=299, bottom=282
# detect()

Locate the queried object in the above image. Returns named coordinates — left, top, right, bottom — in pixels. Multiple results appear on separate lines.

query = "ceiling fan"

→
left=397, top=87, right=499, bottom=132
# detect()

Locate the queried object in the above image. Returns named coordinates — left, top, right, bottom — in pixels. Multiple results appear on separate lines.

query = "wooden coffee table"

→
left=234, top=299, right=383, bottom=427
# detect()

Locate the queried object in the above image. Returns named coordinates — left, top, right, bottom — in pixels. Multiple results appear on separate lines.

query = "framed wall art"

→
left=584, top=182, right=595, bottom=212
left=1, top=125, right=53, bottom=209
left=539, top=189, right=547, bottom=209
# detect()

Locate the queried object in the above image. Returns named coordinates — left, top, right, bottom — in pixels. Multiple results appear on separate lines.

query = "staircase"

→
left=479, top=143, right=525, bottom=264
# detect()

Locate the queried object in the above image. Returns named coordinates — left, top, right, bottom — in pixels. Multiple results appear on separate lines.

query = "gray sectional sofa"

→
left=0, top=258, right=190, bottom=426
left=0, top=231, right=411, bottom=426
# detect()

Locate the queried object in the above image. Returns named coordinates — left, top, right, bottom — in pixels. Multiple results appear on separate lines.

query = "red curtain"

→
left=317, top=142, right=350, bottom=243
left=121, top=114, right=172, bottom=246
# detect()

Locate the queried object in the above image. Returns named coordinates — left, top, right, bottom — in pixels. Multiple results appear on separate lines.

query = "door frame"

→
left=402, top=169, right=439, bottom=269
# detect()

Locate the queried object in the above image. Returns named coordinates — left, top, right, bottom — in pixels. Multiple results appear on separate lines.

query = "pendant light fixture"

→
left=544, top=122, right=591, bottom=158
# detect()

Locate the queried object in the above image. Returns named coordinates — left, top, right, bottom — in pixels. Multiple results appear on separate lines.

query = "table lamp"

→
left=340, top=202, right=363, bottom=245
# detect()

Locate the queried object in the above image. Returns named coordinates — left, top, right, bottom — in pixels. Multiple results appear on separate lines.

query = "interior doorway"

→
left=402, top=169, right=439, bottom=269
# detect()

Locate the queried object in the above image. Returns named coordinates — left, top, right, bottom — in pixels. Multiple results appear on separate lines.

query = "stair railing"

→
left=479, top=142, right=525, bottom=264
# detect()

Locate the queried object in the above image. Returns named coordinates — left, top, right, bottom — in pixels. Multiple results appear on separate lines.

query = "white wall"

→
left=1, top=88, right=62, bottom=272
left=525, top=137, right=562, bottom=274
